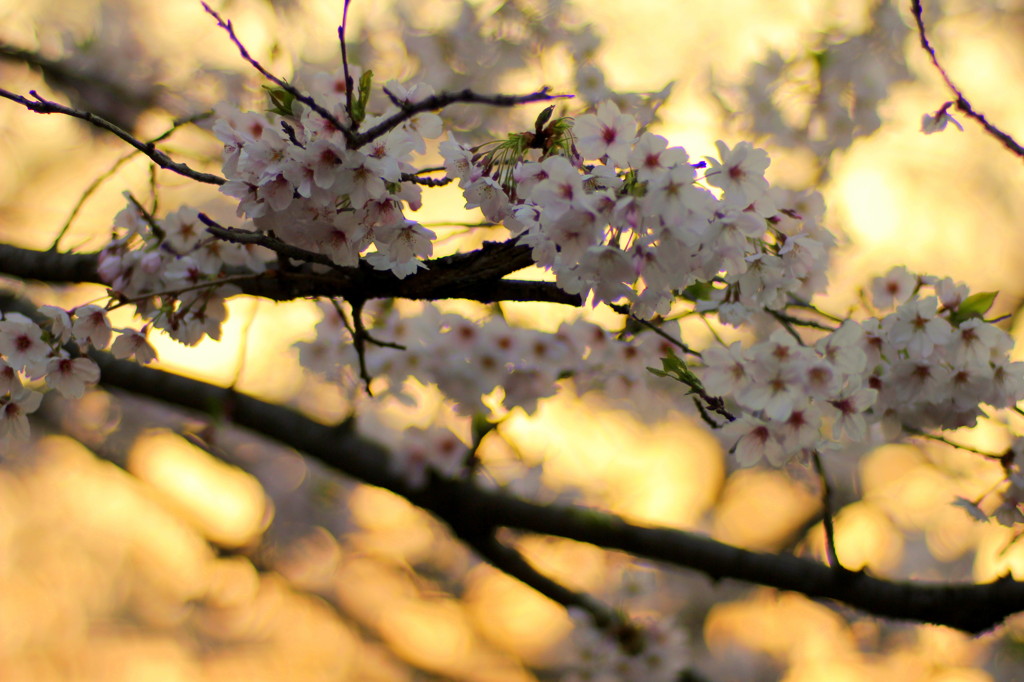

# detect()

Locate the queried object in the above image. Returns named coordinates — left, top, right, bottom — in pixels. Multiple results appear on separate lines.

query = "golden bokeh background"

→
left=0, top=0, right=1023, bottom=679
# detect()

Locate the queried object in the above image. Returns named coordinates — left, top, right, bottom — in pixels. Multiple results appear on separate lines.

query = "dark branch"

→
left=338, top=0, right=356, bottom=125
left=200, top=2, right=353, bottom=145
left=353, top=87, right=570, bottom=149
left=200, top=215, right=337, bottom=268
left=65, top=347, right=1024, bottom=634
left=401, top=172, right=452, bottom=187
left=0, top=87, right=226, bottom=185
left=457, top=530, right=626, bottom=632
left=0, top=242, right=582, bottom=306
left=910, top=0, right=1024, bottom=159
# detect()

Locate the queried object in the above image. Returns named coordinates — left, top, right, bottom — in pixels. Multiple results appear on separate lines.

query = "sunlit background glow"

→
left=1, top=0, right=1024, bottom=679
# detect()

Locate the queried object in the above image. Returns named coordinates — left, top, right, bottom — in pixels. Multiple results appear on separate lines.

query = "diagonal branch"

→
left=0, top=87, right=227, bottom=185
left=200, top=1, right=352, bottom=143
left=71, top=347, right=1024, bottom=635
left=457, top=530, right=626, bottom=632
left=910, top=0, right=1024, bottom=159
left=0, top=241, right=581, bottom=306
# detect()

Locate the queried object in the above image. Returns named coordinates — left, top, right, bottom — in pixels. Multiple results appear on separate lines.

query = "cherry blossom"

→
left=572, top=100, right=637, bottom=166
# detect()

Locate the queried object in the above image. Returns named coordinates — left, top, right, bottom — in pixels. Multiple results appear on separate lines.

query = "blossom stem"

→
left=812, top=450, right=845, bottom=572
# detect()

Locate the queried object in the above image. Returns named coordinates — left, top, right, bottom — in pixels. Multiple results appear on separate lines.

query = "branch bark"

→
left=0, top=242, right=581, bottom=306
left=79, top=349, right=1024, bottom=635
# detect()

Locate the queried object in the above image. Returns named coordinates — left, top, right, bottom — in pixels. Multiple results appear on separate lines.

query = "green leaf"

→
left=352, top=70, right=373, bottom=124
left=647, top=353, right=705, bottom=394
left=951, top=291, right=997, bottom=325
left=681, top=281, right=715, bottom=302
left=471, top=412, right=498, bottom=448
left=263, top=85, right=296, bottom=117
left=810, top=48, right=830, bottom=70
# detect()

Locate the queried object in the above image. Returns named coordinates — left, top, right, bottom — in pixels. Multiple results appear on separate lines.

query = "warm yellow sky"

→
left=0, top=1, right=1023, bottom=680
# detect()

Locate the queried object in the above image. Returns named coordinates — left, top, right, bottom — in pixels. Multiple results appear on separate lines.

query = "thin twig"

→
left=108, top=273, right=264, bottom=309
left=125, top=193, right=165, bottom=241
left=786, top=298, right=845, bottom=325
left=812, top=450, right=845, bottom=572
left=49, top=111, right=213, bottom=251
left=770, top=309, right=834, bottom=332
left=617, top=308, right=701, bottom=358
left=350, top=87, right=571, bottom=150
left=199, top=214, right=339, bottom=268
left=400, top=172, right=452, bottom=187
left=329, top=297, right=405, bottom=352
left=910, top=0, right=1024, bottom=159
left=339, top=0, right=356, bottom=126
left=907, top=427, right=1005, bottom=460
left=349, top=298, right=374, bottom=393
left=457, top=530, right=626, bottom=632
left=201, top=2, right=352, bottom=144
left=0, top=88, right=225, bottom=185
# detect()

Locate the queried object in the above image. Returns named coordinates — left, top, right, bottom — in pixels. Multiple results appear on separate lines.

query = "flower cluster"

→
left=562, top=609, right=688, bottom=682
left=213, top=74, right=442, bottom=278
left=296, top=300, right=682, bottom=426
left=442, top=101, right=836, bottom=323
left=18, top=7, right=1023, bottom=532
left=98, top=202, right=259, bottom=346
left=719, top=0, right=911, bottom=165
left=713, top=268, right=1024, bottom=467
left=0, top=306, right=125, bottom=441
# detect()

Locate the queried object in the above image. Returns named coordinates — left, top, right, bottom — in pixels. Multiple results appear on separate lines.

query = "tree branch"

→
left=354, top=87, right=571, bottom=149
left=0, top=40, right=161, bottom=127
left=72, top=348, right=1024, bottom=635
left=910, top=0, right=1024, bottom=159
left=0, top=242, right=582, bottom=306
left=453, top=528, right=626, bottom=632
left=200, top=2, right=352, bottom=143
left=0, top=88, right=227, bottom=185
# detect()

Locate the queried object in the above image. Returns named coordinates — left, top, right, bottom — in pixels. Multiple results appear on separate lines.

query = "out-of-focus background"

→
left=0, top=0, right=1023, bottom=679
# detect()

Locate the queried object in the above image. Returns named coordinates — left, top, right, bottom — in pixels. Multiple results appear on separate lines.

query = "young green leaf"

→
left=951, top=291, right=998, bottom=325
left=352, top=70, right=374, bottom=125
left=263, top=85, right=296, bottom=117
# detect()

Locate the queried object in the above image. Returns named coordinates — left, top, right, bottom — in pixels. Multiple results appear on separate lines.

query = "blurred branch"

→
left=52, top=111, right=213, bottom=251
left=13, top=335, right=1015, bottom=634
left=0, top=39, right=161, bottom=131
left=0, top=87, right=226, bottom=185
left=910, top=0, right=1024, bottom=159
left=456, top=530, right=626, bottom=632
left=812, top=450, right=845, bottom=572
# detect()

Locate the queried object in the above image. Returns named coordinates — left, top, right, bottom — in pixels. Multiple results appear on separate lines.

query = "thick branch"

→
left=0, top=242, right=581, bottom=306
left=0, top=245, right=100, bottom=283
left=67, top=350, right=1024, bottom=634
